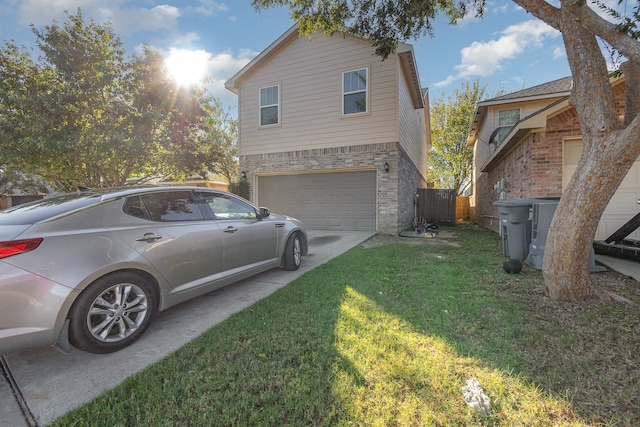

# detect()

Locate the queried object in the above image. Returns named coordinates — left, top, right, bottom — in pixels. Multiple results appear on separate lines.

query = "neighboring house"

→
left=225, top=25, right=430, bottom=233
left=0, top=192, right=45, bottom=209
left=468, top=75, right=631, bottom=240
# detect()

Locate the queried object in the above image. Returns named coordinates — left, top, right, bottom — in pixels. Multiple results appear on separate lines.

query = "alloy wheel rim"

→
left=86, top=283, right=148, bottom=343
left=293, top=238, right=301, bottom=266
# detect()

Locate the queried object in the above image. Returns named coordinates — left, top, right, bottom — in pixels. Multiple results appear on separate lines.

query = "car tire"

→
left=68, top=272, right=158, bottom=354
left=283, top=233, right=302, bottom=271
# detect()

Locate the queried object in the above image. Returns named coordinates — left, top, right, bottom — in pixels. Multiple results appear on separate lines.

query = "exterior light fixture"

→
left=384, top=162, right=389, bottom=172
left=241, top=171, right=247, bottom=180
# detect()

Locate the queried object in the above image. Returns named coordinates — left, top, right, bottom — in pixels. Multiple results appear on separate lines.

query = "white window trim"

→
left=342, top=67, right=369, bottom=116
left=259, top=84, right=280, bottom=127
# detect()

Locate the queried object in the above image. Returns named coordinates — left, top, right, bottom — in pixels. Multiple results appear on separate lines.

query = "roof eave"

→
left=225, top=24, right=300, bottom=92
left=397, top=44, right=424, bottom=109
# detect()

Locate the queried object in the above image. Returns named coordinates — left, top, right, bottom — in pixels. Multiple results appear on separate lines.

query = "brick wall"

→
left=240, top=142, right=423, bottom=233
left=473, top=80, right=627, bottom=231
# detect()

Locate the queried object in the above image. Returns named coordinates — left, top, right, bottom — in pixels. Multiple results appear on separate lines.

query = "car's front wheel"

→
left=283, top=233, right=302, bottom=271
left=68, top=272, right=158, bottom=354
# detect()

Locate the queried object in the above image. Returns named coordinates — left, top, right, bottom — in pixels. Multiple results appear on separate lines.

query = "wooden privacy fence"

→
left=456, top=196, right=470, bottom=221
left=416, top=189, right=457, bottom=225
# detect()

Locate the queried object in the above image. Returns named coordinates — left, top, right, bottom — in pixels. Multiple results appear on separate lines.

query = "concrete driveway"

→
left=1, top=230, right=375, bottom=427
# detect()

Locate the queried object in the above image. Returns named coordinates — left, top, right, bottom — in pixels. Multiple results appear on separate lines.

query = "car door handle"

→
left=135, top=233, right=163, bottom=242
left=223, top=226, right=238, bottom=233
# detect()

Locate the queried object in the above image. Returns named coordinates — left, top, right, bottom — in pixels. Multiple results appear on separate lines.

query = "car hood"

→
left=0, top=225, right=34, bottom=241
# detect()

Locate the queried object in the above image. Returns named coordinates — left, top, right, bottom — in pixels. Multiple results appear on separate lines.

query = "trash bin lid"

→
left=493, top=198, right=538, bottom=207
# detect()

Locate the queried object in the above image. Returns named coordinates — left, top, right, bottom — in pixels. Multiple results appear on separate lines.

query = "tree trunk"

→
left=541, top=3, right=640, bottom=300
left=542, top=132, right=632, bottom=300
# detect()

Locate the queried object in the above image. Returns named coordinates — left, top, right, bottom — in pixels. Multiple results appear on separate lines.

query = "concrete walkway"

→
left=1, top=231, right=375, bottom=427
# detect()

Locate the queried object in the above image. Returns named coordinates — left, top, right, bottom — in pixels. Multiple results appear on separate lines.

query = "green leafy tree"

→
left=253, top=0, right=640, bottom=302
left=0, top=10, right=222, bottom=191
left=429, top=80, right=486, bottom=195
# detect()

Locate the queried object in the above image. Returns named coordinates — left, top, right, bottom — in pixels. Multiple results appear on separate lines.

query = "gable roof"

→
left=480, top=76, right=573, bottom=105
left=224, top=24, right=424, bottom=109
left=470, top=74, right=625, bottom=172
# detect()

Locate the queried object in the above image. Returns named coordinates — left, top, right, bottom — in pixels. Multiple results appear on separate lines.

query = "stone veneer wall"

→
left=398, top=146, right=428, bottom=230
left=240, top=142, right=422, bottom=234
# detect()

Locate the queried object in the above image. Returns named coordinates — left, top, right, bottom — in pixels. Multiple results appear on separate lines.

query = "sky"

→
left=0, top=0, right=628, bottom=113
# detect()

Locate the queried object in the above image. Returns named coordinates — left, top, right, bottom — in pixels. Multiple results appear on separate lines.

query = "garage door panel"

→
left=257, top=171, right=376, bottom=231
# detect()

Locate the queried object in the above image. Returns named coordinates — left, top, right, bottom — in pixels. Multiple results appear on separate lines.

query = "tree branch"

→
left=560, top=2, right=620, bottom=133
left=562, top=1, right=640, bottom=62
left=512, top=0, right=562, bottom=30
left=621, top=61, right=640, bottom=125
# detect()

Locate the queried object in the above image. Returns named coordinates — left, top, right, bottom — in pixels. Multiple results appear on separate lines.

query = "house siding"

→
left=398, top=65, right=428, bottom=180
left=236, top=32, right=399, bottom=156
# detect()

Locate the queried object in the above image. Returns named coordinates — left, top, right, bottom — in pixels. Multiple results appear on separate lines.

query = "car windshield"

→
left=0, top=192, right=103, bottom=225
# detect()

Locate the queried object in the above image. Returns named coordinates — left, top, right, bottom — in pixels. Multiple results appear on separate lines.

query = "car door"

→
left=196, top=191, right=278, bottom=276
left=110, top=190, right=224, bottom=292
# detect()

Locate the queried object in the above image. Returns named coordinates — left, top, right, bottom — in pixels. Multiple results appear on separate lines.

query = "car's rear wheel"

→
left=69, top=272, right=158, bottom=354
left=283, top=233, right=302, bottom=271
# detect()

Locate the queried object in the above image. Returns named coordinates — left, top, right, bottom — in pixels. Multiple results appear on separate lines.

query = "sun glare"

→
left=165, top=48, right=209, bottom=87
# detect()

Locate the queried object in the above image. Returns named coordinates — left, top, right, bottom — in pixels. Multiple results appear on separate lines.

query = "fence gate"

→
left=416, top=189, right=456, bottom=225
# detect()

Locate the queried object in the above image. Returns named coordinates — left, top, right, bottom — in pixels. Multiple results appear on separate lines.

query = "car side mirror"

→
left=259, top=207, right=270, bottom=219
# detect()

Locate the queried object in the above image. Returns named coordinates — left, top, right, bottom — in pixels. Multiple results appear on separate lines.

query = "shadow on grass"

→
left=52, top=228, right=638, bottom=426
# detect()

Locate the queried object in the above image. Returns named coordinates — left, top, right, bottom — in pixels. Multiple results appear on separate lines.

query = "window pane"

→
left=344, top=69, right=367, bottom=92
left=498, top=127, right=511, bottom=143
left=140, top=191, right=204, bottom=221
left=260, top=86, right=278, bottom=107
left=499, top=109, right=520, bottom=126
left=123, top=196, right=151, bottom=220
left=200, top=193, right=257, bottom=220
left=344, top=92, right=367, bottom=114
left=261, top=105, right=279, bottom=125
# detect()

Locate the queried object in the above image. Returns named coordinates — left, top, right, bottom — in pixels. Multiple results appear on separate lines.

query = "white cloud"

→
left=19, top=0, right=110, bottom=25
left=436, top=19, right=560, bottom=87
left=200, top=49, right=258, bottom=106
left=18, top=1, right=180, bottom=35
left=552, top=45, right=566, bottom=60
left=185, top=1, right=228, bottom=17
left=113, top=5, right=180, bottom=35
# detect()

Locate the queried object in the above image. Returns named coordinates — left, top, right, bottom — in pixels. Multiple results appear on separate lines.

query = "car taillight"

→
left=0, top=238, right=44, bottom=259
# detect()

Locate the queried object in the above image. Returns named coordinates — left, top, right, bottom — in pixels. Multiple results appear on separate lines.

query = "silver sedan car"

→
left=0, top=186, right=307, bottom=354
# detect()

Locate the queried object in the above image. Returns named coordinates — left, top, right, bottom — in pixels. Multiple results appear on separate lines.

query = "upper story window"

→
left=343, top=68, right=368, bottom=115
left=259, top=85, right=280, bottom=126
left=497, top=108, right=520, bottom=142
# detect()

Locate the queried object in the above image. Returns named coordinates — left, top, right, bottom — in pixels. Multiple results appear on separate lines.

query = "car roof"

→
left=0, top=186, right=237, bottom=226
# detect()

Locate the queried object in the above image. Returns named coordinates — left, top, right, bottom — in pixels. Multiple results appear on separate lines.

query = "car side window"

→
left=124, top=191, right=204, bottom=222
left=123, top=196, right=151, bottom=220
left=197, top=192, right=258, bottom=220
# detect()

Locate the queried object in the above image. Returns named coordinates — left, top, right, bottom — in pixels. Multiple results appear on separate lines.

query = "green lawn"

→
left=53, top=227, right=640, bottom=426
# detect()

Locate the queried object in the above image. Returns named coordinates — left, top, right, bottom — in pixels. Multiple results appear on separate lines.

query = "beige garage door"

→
left=564, top=139, right=640, bottom=240
left=257, top=171, right=376, bottom=231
